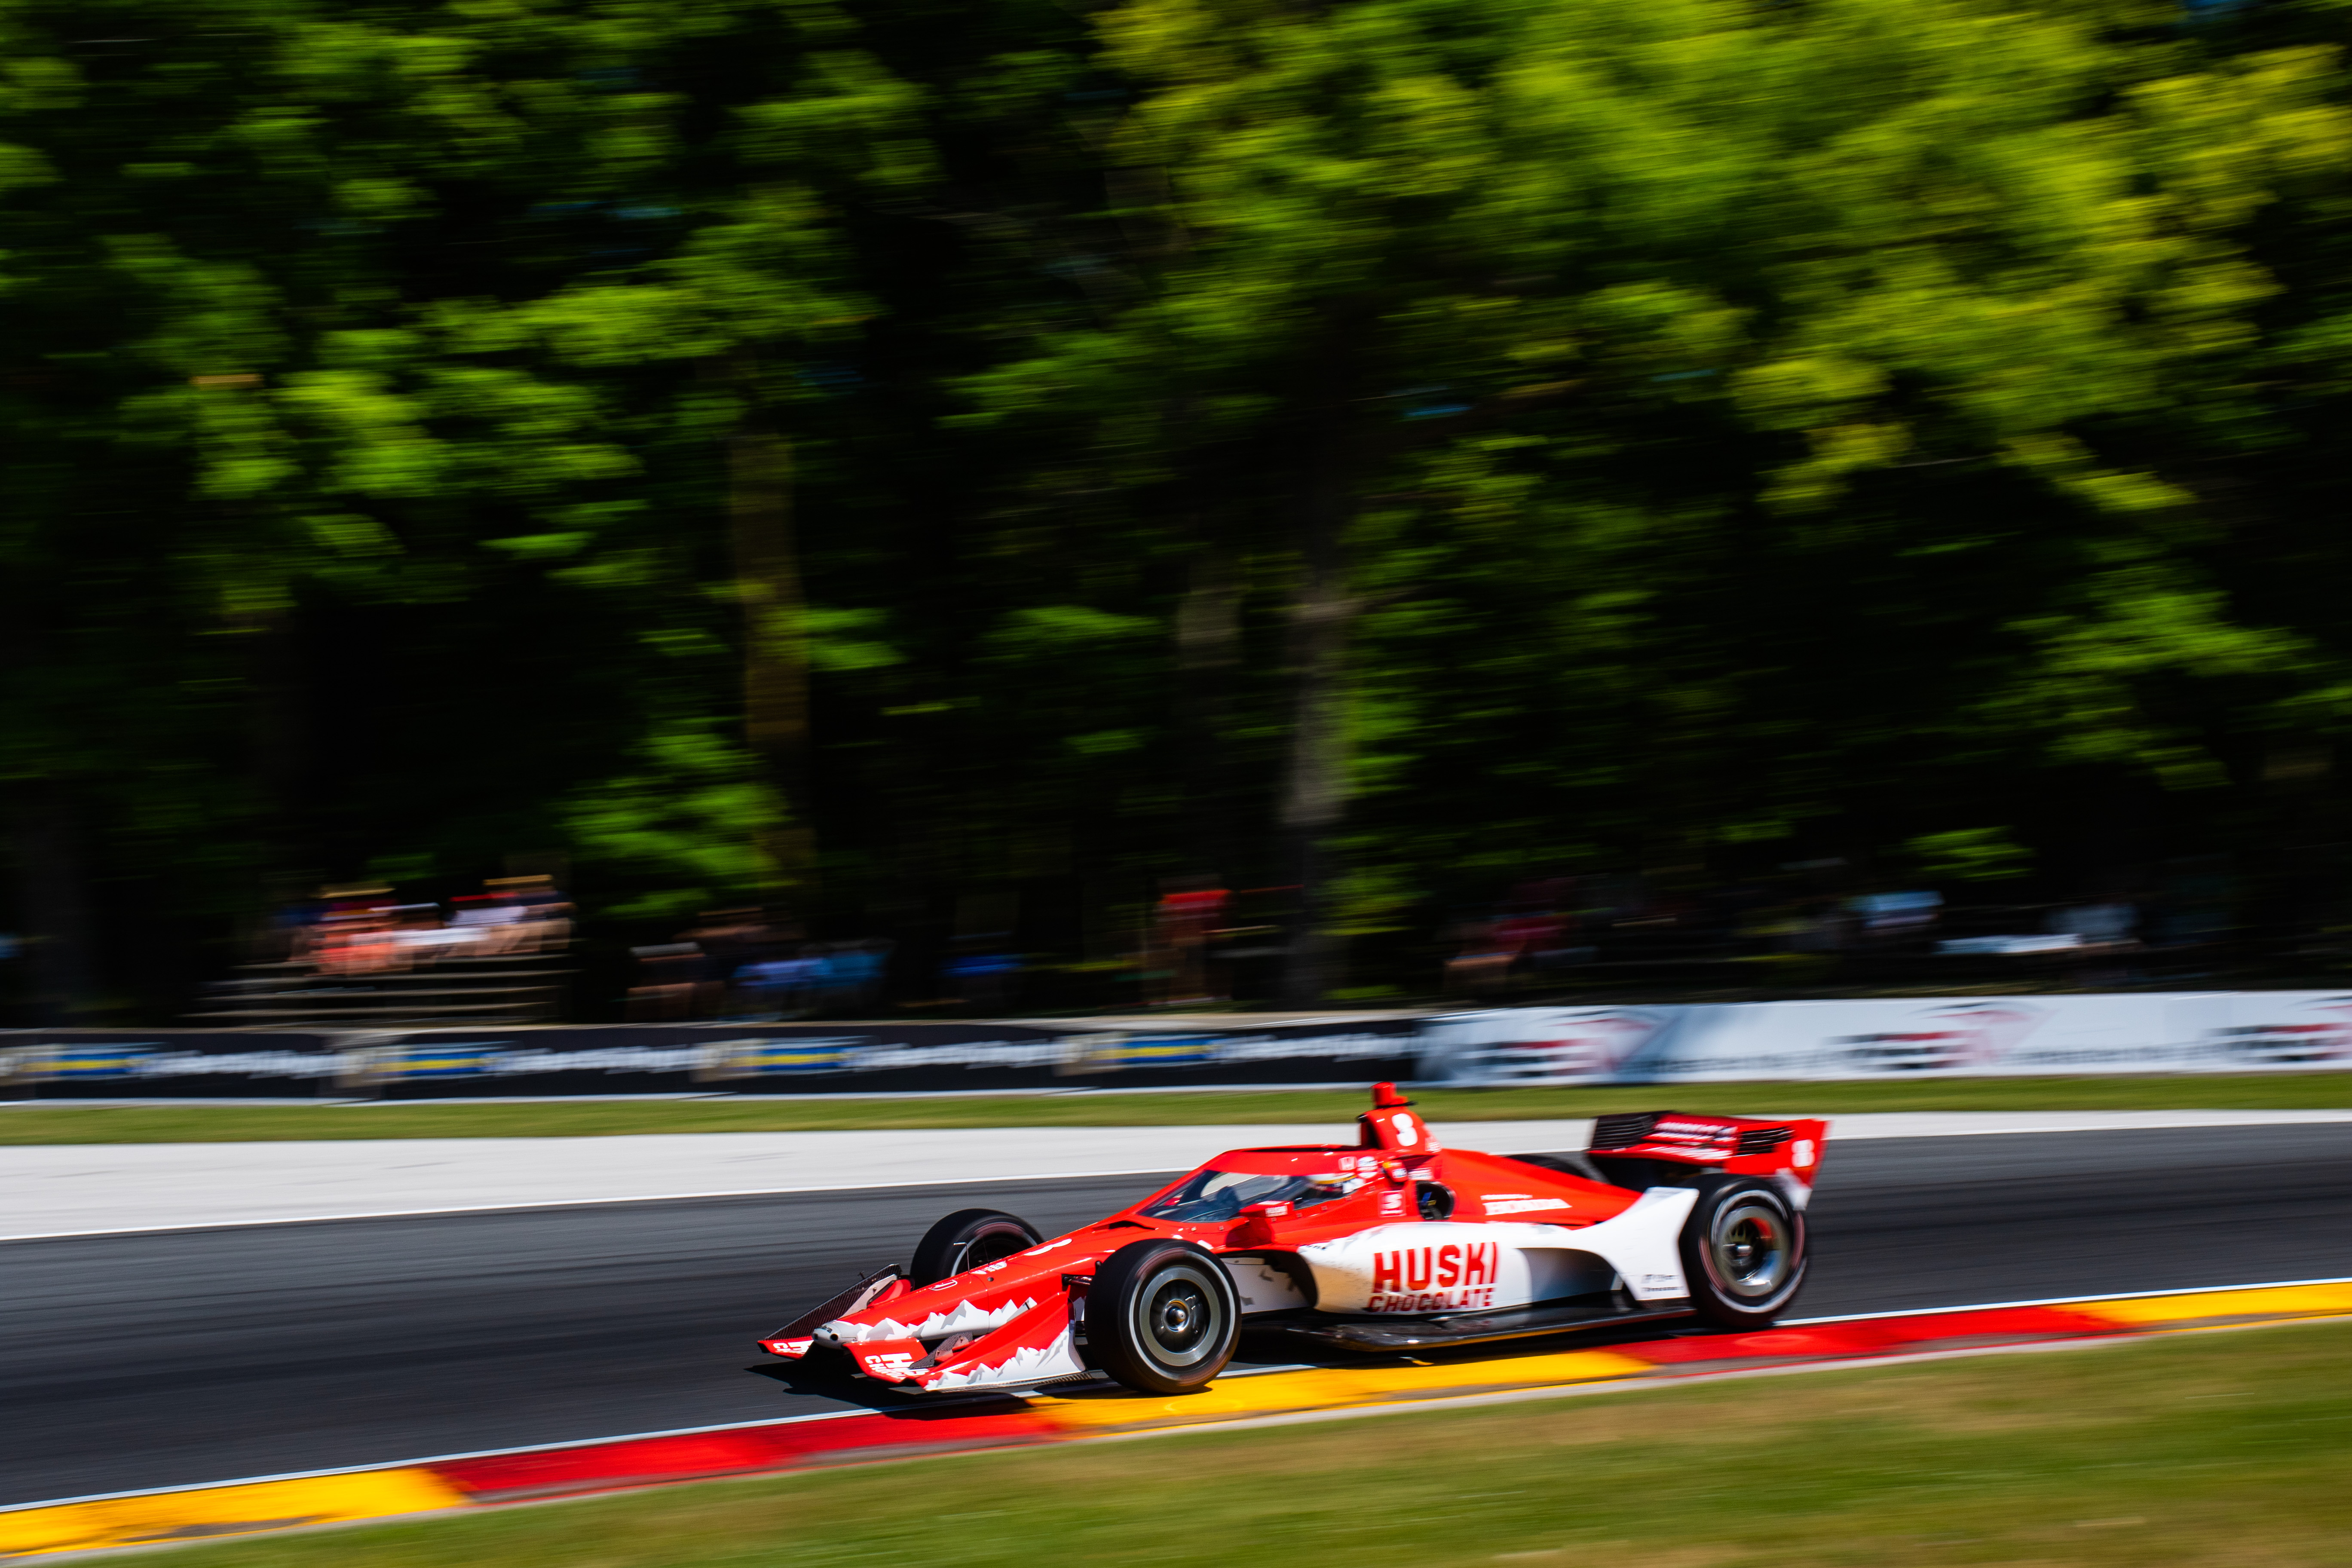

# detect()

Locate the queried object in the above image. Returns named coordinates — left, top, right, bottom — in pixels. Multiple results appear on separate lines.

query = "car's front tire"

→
left=1678, top=1176, right=1807, bottom=1329
left=1088, top=1238, right=1239, bottom=1394
left=908, top=1208, right=1042, bottom=1287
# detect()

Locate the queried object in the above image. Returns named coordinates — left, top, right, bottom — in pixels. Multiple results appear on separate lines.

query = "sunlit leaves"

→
left=560, top=717, right=791, bottom=917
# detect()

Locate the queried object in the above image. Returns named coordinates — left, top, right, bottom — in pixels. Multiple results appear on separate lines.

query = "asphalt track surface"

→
left=6, top=1125, right=2349, bottom=1509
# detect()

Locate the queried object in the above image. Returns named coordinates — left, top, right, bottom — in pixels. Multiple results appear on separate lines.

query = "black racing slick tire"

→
left=908, top=1208, right=1043, bottom=1287
left=1678, top=1176, right=1807, bottom=1329
left=1088, top=1238, right=1240, bottom=1395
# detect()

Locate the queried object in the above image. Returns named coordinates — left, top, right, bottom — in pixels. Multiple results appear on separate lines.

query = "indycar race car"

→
left=758, top=1085, right=1825, bottom=1396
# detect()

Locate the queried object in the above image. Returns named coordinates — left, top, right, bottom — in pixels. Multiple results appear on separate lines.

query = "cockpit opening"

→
left=1140, top=1168, right=1366, bottom=1222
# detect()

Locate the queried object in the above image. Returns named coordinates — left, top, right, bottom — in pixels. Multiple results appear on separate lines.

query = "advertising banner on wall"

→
left=342, top=1019, right=1422, bottom=1097
left=1415, top=991, right=2352, bottom=1085
left=1, top=1018, right=1423, bottom=1098
left=0, top=1034, right=346, bottom=1098
left=9, top=993, right=2346, bottom=1098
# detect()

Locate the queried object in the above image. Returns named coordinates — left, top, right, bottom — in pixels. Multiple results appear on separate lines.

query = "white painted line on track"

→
left=0, top=1165, right=1198, bottom=1244
left=0, top=1358, right=1326, bottom=1514
left=1047, top=1312, right=2352, bottom=1450
left=10, top=1281, right=2343, bottom=1519
left=5, top=1111, right=2346, bottom=1242
left=27, top=1320, right=2352, bottom=1568
left=1781, top=1274, right=2352, bottom=1324
left=0, top=1407, right=902, bottom=1514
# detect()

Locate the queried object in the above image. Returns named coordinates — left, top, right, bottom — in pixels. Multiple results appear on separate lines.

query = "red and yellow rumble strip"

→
left=8, top=1280, right=2349, bottom=1560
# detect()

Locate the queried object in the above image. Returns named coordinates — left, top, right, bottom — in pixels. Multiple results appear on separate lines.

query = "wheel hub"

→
left=1711, top=1203, right=1791, bottom=1298
left=1150, top=1285, right=1205, bottom=1348
left=1139, top=1269, right=1218, bottom=1364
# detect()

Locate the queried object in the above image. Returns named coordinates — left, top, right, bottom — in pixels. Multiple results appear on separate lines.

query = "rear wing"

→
left=1586, top=1111, right=1828, bottom=1206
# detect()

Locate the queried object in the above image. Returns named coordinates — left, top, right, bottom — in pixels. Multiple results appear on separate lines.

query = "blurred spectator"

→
left=2047, top=900, right=2138, bottom=947
left=803, top=944, right=850, bottom=1012
left=310, top=887, right=396, bottom=974
left=686, top=907, right=768, bottom=974
left=1151, top=878, right=1230, bottom=1004
left=488, top=875, right=573, bottom=956
left=730, top=954, right=804, bottom=1018
left=1445, top=879, right=1595, bottom=992
left=263, top=894, right=325, bottom=961
left=1444, top=917, right=1518, bottom=995
left=625, top=942, right=710, bottom=1020
left=1850, top=890, right=1943, bottom=946
left=691, top=926, right=895, bottom=1019
left=386, top=903, right=464, bottom=967
left=1496, top=879, right=1584, bottom=975
left=830, top=940, right=891, bottom=1011
left=944, top=946, right=1020, bottom=1010
left=450, top=892, right=526, bottom=954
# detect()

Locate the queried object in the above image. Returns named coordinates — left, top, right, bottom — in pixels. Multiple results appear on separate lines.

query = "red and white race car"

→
left=759, top=1085, right=1825, bottom=1396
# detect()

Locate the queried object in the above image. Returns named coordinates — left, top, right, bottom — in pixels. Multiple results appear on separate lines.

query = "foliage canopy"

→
left=6, top=0, right=2352, bottom=1017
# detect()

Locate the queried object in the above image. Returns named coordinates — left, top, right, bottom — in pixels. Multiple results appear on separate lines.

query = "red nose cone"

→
left=1372, top=1080, right=1413, bottom=1109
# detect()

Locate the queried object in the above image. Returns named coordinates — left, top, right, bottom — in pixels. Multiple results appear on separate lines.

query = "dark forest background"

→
left=11, top=0, right=2352, bottom=1022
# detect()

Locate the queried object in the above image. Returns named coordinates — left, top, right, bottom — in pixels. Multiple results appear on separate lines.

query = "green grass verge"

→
left=0, top=1072, right=2347, bottom=1143
left=160, top=1320, right=2352, bottom=1568
left=4, top=1074, right=2349, bottom=1142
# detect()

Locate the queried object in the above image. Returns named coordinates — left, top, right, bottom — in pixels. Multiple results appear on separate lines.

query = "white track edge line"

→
left=8, top=1277, right=2348, bottom=1516
left=0, top=1166, right=1198, bottom=1244
left=1781, top=1273, right=2352, bottom=1324
left=25, top=1315, right=2352, bottom=1568
left=1046, top=1310, right=2352, bottom=1447
left=0, top=1408, right=883, bottom=1513
left=21, top=1113, right=2352, bottom=1243
left=0, top=1362, right=1321, bottom=1514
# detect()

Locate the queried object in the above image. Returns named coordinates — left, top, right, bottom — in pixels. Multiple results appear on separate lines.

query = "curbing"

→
left=4, top=1277, right=2351, bottom=1560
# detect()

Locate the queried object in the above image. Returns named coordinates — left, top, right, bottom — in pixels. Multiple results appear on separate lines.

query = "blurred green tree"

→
left=7, top=0, right=2352, bottom=1018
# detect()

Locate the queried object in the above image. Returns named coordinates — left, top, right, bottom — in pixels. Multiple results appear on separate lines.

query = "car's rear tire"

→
left=1678, top=1176, right=1806, bottom=1329
left=1088, top=1238, right=1239, bottom=1394
left=909, top=1208, right=1042, bottom=1287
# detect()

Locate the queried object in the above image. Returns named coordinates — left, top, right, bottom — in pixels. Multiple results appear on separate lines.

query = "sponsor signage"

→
left=0, top=1035, right=344, bottom=1097
left=0, top=1018, right=1420, bottom=1098
left=9, top=992, right=2346, bottom=1098
left=1417, top=991, right=2352, bottom=1084
left=345, top=1043, right=713, bottom=1085
left=1368, top=1241, right=1501, bottom=1312
left=698, top=1037, right=865, bottom=1077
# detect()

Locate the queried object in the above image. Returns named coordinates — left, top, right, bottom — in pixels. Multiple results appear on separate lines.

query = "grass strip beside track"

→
left=70, top=1320, right=2352, bottom=1568
left=3, top=1072, right=2350, bottom=1142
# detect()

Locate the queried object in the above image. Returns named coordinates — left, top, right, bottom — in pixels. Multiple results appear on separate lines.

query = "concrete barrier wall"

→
left=1415, top=992, right=2352, bottom=1084
left=6, top=992, right=2349, bottom=1097
left=0, top=1018, right=1421, bottom=1098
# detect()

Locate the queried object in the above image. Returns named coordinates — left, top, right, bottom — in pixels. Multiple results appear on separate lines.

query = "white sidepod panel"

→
left=1566, top=1187, right=1699, bottom=1301
left=1294, top=1187, right=1699, bottom=1312
left=1222, top=1254, right=1312, bottom=1314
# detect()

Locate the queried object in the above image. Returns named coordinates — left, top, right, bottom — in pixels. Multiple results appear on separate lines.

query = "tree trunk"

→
left=1176, top=543, right=1240, bottom=879
left=1277, top=432, right=1357, bottom=1006
left=727, top=382, right=815, bottom=911
left=13, top=781, right=97, bottom=1025
left=245, top=609, right=312, bottom=881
